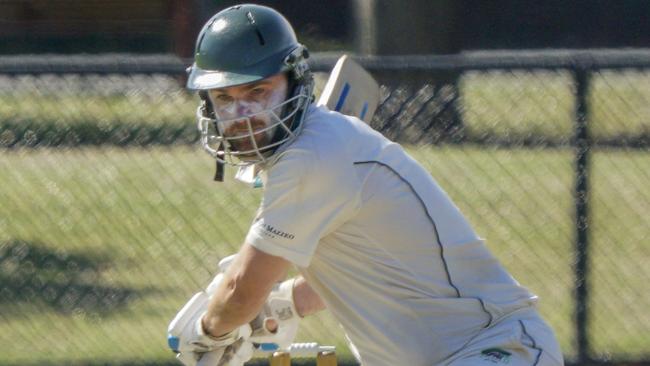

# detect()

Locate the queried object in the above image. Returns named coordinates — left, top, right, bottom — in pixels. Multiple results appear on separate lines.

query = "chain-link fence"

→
left=1, top=51, right=649, bottom=366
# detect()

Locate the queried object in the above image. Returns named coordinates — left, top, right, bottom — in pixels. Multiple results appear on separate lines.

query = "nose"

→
left=236, top=100, right=252, bottom=116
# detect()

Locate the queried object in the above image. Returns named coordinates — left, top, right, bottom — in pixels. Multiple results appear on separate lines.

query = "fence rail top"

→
left=314, top=49, right=650, bottom=71
left=1, top=49, right=650, bottom=75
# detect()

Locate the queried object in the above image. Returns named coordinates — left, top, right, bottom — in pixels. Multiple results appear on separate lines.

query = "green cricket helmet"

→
left=187, top=4, right=314, bottom=179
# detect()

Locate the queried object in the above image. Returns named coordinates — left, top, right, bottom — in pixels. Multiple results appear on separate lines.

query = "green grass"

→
left=1, top=145, right=648, bottom=364
left=460, top=70, right=650, bottom=141
left=590, top=70, right=650, bottom=138
left=588, top=148, right=650, bottom=358
left=0, top=92, right=196, bottom=127
left=0, top=69, right=648, bottom=364
left=0, top=146, right=347, bottom=365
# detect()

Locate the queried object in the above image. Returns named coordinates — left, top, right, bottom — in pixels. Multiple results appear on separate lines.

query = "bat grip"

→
left=196, top=349, right=225, bottom=366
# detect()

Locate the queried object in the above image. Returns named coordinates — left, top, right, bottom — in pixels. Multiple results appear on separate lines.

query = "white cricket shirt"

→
left=245, top=105, right=538, bottom=365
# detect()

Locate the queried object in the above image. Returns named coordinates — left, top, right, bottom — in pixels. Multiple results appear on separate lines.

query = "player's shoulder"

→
left=304, top=104, right=355, bottom=128
left=268, top=106, right=355, bottom=175
left=300, top=104, right=374, bottom=145
left=274, top=103, right=391, bottom=166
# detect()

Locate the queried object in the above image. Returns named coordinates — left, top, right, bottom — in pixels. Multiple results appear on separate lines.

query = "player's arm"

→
left=293, top=276, right=327, bottom=317
left=202, top=242, right=291, bottom=337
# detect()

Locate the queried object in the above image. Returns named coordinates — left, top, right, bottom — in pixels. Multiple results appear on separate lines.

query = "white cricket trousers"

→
left=444, top=308, right=564, bottom=366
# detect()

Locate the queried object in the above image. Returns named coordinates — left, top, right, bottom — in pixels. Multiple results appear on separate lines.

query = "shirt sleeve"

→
left=245, top=149, right=360, bottom=267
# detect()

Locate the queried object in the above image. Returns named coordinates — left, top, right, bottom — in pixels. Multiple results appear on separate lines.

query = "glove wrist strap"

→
left=197, top=312, right=241, bottom=346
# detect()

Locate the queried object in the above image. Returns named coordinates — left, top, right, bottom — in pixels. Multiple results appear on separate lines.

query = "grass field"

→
left=460, top=69, right=650, bottom=141
left=1, top=144, right=648, bottom=365
left=0, top=67, right=648, bottom=364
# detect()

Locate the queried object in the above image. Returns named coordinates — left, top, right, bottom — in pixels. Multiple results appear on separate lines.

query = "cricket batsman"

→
left=167, top=4, right=564, bottom=365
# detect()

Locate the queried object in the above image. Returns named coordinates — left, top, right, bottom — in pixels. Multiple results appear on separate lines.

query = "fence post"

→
left=573, top=67, right=591, bottom=363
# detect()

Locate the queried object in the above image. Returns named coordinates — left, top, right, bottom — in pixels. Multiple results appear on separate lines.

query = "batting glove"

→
left=167, top=289, right=253, bottom=365
left=215, top=338, right=255, bottom=366
left=249, top=278, right=301, bottom=351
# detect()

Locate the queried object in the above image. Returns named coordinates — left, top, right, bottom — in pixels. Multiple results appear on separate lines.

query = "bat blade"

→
left=316, top=55, right=380, bottom=123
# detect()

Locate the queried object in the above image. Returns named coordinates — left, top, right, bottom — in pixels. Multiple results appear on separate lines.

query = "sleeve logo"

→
left=261, top=224, right=295, bottom=240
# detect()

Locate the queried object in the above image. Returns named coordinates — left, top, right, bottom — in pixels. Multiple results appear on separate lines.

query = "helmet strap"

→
left=214, top=160, right=225, bottom=182
left=213, top=142, right=225, bottom=182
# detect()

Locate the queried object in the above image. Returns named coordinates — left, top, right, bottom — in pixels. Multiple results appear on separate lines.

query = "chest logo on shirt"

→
left=480, top=348, right=512, bottom=364
left=262, top=224, right=295, bottom=240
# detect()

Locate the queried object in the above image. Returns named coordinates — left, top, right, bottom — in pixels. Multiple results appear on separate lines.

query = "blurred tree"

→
left=0, top=0, right=171, bottom=54
left=194, top=0, right=352, bottom=48
left=458, top=0, right=650, bottom=49
left=171, top=0, right=198, bottom=58
left=353, top=0, right=461, bottom=55
left=2, top=0, right=649, bottom=54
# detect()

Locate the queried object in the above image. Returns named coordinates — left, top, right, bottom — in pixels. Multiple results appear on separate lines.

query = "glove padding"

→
left=167, top=254, right=300, bottom=365
left=214, top=338, right=255, bottom=366
left=183, top=337, right=254, bottom=366
left=248, top=278, right=301, bottom=350
left=167, top=288, right=252, bottom=365
left=167, top=261, right=253, bottom=366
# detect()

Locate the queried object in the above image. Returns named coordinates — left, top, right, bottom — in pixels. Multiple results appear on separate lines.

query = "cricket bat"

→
left=316, top=55, right=380, bottom=123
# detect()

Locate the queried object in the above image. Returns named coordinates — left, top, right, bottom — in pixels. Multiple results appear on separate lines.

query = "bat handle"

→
left=196, top=349, right=224, bottom=366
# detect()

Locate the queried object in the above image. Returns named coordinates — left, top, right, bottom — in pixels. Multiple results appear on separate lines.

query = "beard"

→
left=222, top=116, right=276, bottom=158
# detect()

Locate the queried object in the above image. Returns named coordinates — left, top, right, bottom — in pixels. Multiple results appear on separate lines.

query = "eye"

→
left=249, top=87, right=266, bottom=96
left=214, top=94, right=234, bottom=104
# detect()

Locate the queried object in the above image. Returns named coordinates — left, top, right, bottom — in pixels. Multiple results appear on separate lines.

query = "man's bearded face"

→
left=207, top=73, right=288, bottom=157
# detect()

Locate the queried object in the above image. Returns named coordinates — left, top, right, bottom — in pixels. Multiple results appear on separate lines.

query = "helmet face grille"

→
left=190, top=4, right=314, bottom=168
left=196, top=80, right=313, bottom=167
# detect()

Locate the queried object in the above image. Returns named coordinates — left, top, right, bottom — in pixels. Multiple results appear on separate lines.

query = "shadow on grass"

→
left=0, top=238, right=149, bottom=316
